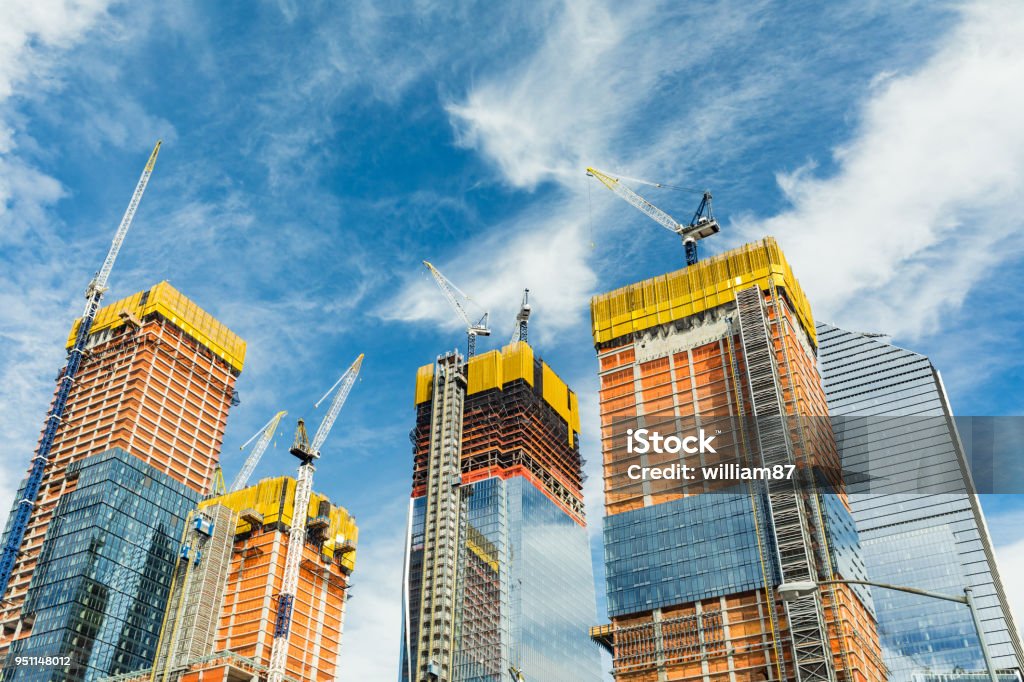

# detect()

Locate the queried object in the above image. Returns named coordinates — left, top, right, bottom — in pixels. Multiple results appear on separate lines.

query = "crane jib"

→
left=0, top=141, right=160, bottom=599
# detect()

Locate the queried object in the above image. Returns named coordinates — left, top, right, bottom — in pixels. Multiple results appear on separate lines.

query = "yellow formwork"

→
left=501, top=341, right=534, bottom=387
left=200, top=476, right=358, bottom=572
left=541, top=363, right=570, bottom=430
left=413, top=341, right=579, bottom=445
left=467, top=350, right=504, bottom=395
left=414, top=342, right=537, bottom=406
left=66, top=281, right=247, bottom=371
left=569, top=391, right=580, bottom=436
left=414, top=364, right=435, bottom=405
left=590, top=237, right=817, bottom=347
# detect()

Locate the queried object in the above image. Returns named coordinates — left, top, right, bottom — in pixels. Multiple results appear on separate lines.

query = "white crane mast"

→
left=86, top=142, right=163, bottom=301
left=510, top=288, right=531, bottom=344
left=230, top=410, right=287, bottom=492
left=267, top=354, right=363, bottom=682
left=423, top=260, right=490, bottom=357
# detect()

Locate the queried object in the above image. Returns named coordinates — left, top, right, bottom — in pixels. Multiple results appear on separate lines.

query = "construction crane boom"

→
left=310, top=354, right=363, bottom=454
left=510, top=289, right=531, bottom=344
left=230, top=410, right=287, bottom=492
left=0, top=141, right=161, bottom=598
left=423, top=261, right=490, bottom=357
left=586, top=166, right=719, bottom=266
left=267, top=353, right=363, bottom=682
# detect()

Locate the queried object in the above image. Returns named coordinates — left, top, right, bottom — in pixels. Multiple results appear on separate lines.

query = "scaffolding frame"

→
left=735, top=285, right=835, bottom=682
left=413, top=352, right=467, bottom=682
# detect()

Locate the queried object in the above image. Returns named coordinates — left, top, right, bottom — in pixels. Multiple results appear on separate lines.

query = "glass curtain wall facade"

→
left=817, top=323, right=1023, bottom=681
left=404, top=476, right=601, bottom=681
left=1, top=449, right=199, bottom=682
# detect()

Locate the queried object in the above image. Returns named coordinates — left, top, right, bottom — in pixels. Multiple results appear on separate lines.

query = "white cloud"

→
left=994, top=538, right=1024, bottom=637
left=0, top=0, right=112, bottom=99
left=0, top=0, right=118, bottom=518
left=445, top=1, right=759, bottom=192
left=736, top=0, right=1024, bottom=340
left=336, top=498, right=408, bottom=680
left=384, top=0, right=767, bottom=343
left=380, top=201, right=597, bottom=348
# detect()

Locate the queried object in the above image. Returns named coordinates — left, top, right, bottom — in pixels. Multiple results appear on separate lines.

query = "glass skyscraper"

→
left=1, top=448, right=199, bottom=681
left=817, top=322, right=1022, bottom=681
left=400, top=342, right=602, bottom=682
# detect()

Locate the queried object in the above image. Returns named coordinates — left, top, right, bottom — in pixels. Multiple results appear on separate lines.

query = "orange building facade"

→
left=591, top=239, right=886, bottom=682
left=131, top=477, right=357, bottom=682
left=0, top=282, right=245, bottom=667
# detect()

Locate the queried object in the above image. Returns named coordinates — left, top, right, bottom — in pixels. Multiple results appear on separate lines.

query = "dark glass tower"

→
left=1, top=449, right=199, bottom=681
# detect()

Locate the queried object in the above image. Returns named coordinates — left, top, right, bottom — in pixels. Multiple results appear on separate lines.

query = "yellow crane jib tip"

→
left=145, top=140, right=162, bottom=171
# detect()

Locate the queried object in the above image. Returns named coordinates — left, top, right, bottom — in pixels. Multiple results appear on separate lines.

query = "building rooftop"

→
left=590, top=236, right=817, bottom=347
left=66, top=281, right=246, bottom=372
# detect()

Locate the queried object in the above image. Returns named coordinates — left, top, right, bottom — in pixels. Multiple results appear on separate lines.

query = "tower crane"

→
left=423, top=261, right=490, bottom=357
left=230, top=410, right=288, bottom=492
left=267, top=353, right=363, bottom=682
left=586, top=167, right=720, bottom=266
left=0, top=141, right=162, bottom=598
left=510, top=289, right=531, bottom=344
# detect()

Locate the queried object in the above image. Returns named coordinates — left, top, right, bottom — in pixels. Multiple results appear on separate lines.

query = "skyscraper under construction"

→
left=107, top=476, right=358, bottom=682
left=0, top=282, right=246, bottom=680
left=400, top=341, right=602, bottom=682
left=589, top=238, right=885, bottom=682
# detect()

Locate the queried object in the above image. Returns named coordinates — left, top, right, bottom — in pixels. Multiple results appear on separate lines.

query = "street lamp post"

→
left=778, top=580, right=1000, bottom=682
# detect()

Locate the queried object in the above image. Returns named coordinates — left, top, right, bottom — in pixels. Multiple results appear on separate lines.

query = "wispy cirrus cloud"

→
left=381, top=0, right=776, bottom=346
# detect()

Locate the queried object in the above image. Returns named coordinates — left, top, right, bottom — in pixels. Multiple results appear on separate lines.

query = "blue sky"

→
left=1, top=1, right=1023, bottom=679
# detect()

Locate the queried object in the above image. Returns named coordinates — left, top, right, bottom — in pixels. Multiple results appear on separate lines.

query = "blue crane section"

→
left=0, top=141, right=162, bottom=600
